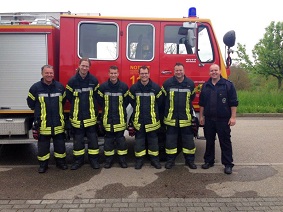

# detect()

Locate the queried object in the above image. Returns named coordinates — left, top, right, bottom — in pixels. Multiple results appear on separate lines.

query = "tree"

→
left=228, top=66, right=251, bottom=90
left=236, top=21, right=283, bottom=89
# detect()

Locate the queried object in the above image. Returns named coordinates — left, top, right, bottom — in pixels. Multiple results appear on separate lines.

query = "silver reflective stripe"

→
left=105, top=92, right=123, bottom=96
left=38, top=93, right=48, bottom=97
left=136, top=92, right=155, bottom=96
left=74, top=87, right=93, bottom=93
left=50, top=93, right=62, bottom=97
left=170, top=88, right=191, bottom=92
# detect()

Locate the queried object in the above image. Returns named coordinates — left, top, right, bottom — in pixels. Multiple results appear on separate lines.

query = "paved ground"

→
left=1, top=197, right=283, bottom=211
left=1, top=115, right=283, bottom=211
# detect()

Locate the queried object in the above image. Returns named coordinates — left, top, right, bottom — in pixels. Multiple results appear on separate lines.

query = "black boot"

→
left=104, top=156, right=114, bottom=169
left=71, top=156, right=84, bottom=170
left=89, top=155, right=100, bottom=169
left=165, top=154, right=176, bottom=169
left=56, top=158, right=68, bottom=170
left=150, top=156, right=161, bottom=169
left=135, top=157, right=144, bottom=169
left=118, top=155, right=128, bottom=168
left=38, top=160, right=48, bottom=173
left=184, top=153, right=197, bottom=169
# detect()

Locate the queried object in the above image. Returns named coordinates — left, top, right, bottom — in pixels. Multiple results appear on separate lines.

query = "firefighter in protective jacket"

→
left=66, top=58, right=100, bottom=170
left=27, top=65, right=67, bottom=173
left=162, top=62, right=197, bottom=169
left=129, top=66, right=163, bottom=169
left=97, top=65, right=129, bottom=168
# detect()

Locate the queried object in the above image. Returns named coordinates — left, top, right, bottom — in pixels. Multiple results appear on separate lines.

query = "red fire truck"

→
left=0, top=8, right=235, bottom=144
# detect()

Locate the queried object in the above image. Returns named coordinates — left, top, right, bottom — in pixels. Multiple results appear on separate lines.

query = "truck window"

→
left=164, top=26, right=196, bottom=54
left=78, top=22, right=118, bottom=60
left=127, top=23, right=154, bottom=61
left=197, top=26, right=213, bottom=62
left=164, top=25, right=214, bottom=63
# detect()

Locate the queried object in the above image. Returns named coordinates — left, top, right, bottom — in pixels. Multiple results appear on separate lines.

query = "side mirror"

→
left=223, top=30, right=236, bottom=48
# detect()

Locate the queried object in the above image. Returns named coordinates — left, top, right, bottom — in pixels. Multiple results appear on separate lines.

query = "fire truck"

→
left=0, top=8, right=235, bottom=144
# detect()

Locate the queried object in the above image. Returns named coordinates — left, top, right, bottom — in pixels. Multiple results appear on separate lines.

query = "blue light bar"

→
left=188, top=7, right=197, bottom=17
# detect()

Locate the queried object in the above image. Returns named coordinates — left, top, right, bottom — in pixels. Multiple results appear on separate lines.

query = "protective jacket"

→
left=66, top=71, right=99, bottom=128
left=97, top=79, right=129, bottom=132
left=162, top=76, right=195, bottom=127
left=199, top=77, right=238, bottom=120
left=27, top=79, right=66, bottom=135
left=129, top=79, right=163, bottom=132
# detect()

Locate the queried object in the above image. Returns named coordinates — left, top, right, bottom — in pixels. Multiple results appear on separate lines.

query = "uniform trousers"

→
left=203, top=118, right=234, bottom=167
left=38, top=133, right=66, bottom=161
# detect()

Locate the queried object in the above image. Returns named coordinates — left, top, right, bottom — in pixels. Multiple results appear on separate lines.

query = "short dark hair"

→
left=109, top=65, right=118, bottom=70
left=138, top=65, right=149, bottom=74
left=79, top=57, right=91, bottom=67
left=41, top=65, right=53, bottom=73
left=175, top=62, right=184, bottom=68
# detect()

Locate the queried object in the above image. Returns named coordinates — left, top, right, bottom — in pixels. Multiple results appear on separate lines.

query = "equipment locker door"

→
left=0, top=34, right=47, bottom=110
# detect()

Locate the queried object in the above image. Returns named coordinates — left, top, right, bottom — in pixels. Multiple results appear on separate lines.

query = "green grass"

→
left=237, top=90, right=283, bottom=113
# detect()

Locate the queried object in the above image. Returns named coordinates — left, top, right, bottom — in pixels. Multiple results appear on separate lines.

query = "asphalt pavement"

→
left=0, top=115, right=283, bottom=211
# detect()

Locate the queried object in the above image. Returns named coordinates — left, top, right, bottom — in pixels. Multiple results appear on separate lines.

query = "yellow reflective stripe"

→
left=167, top=91, right=175, bottom=120
left=145, top=121, right=160, bottom=132
left=40, top=127, right=51, bottom=135
left=133, top=96, right=141, bottom=130
left=148, top=150, right=159, bottom=156
left=70, top=118, right=81, bottom=128
left=104, top=150, right=115, bottom=156
left=128, top=91, right=134, bottom=99
left=113, top=123, right=126, bottom=131
left=88, top=148, right=100, bottom=155
left=104, top=124, right=111, bottom=131
left=179, top=120, right=191, bottom=127
left=163, top=118, right=176, bottom=126
left=124, top=90, right=129, bottom=98
left=88, top=90, right=96, bottom=122
left=66, top=84, right=73, bottom=92
left=28, top=92, right=35, bottom=100
left=73, top=149, right=85, bottom=156
left=54, top=126, right=65, bottom=134
left=59, top=95, right=65, bottom=129
left=156, top=90, right=162, bottom=99
left=161, top=86, right=166, bottom=96
left=97, top=89, right=103, bottom=97
left=54, top=152, right=66, bottom=158
left=73, top=95, right=80, bottom=123
left=83, top=118, right=96, bottom=127
left=150, top=95, right=156, bottom=125
left=182, top=147, right=196, bottom=154
left=39, top=96, right=47, bottom=129
left=104, top=123, right=127, bottom=132
left=135, top=149, right=146, bottom=157
left=103, top=94, right=109, bottom=129
left=117, top=149, right=128, bottom=155
left=94, top=84, right=99, bottom=92
left=37, top=153, right=50, bottom=161
left=165, top=148, right=178, bottom=155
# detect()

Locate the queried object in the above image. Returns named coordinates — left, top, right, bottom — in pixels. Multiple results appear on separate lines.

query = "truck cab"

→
left=59, top=7, right=235, bottom=113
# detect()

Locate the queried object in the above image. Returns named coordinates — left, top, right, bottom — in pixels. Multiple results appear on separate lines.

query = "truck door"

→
left=0, top=34, right=47, bottom=110
left=120, top=21, right=160, bottom=87
left=159, top=21, right=222, bottom=110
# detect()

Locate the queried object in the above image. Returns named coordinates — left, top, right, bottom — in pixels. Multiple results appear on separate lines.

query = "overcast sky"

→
left=1, top=0, right=282, bottom=59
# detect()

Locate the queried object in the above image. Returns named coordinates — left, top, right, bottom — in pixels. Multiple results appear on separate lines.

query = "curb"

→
left=237, top=113, right=283, bottom=117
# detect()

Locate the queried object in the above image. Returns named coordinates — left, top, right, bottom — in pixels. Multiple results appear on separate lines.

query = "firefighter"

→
left=27, top=65, right=67, bottom=173
left=128, top=66, right=163, bottom=169
left=162, top=62, right=197, bottom=169
left=199, top=63, right=238, bottom=174
left=66, top=58, right=100, bottom=170
left=97, top=65, right=129, bottom=168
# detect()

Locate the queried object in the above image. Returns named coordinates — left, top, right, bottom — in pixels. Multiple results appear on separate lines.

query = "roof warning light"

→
left=188, top=7, right=197, bottom=17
